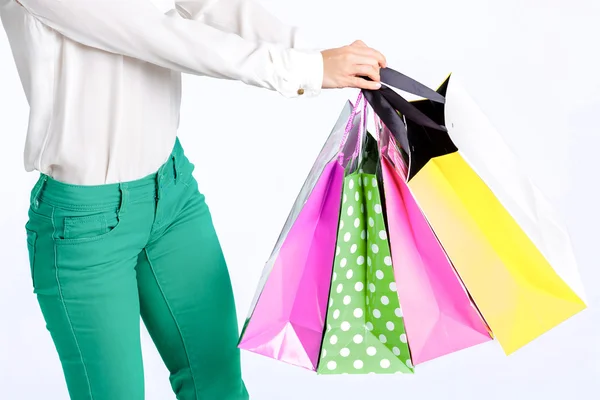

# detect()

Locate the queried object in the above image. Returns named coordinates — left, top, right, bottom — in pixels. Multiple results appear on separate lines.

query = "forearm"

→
left=175, top=0, right=311, bottom=48
left=18, top=0, right=323, bottom=97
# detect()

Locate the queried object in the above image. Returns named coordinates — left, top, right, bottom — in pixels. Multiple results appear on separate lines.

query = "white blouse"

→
left=0, top=0, right=324, bottom=184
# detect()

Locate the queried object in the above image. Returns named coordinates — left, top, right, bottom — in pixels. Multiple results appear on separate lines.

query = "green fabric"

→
left=317, top=171, right=413, bottom=375
left=24, top=140, right=248, bottom=400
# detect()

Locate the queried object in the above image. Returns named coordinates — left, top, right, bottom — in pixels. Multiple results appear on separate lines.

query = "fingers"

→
left=359, top=48, right=386, bottom=69
left=343, top=49, right=386, bottom=70
left=351, top=76, right=382, bottom=90
left=349, top=41, right=387, bottom=68
left=350, top=55, right=381, bottom=69
left=353, top=64, right=381, bottom=83
left=344, top=45, right=385, bottom=90
left=320, top=40, right=387, bottom=90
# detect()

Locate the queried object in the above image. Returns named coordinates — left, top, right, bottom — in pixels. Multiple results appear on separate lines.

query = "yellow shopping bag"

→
left=364, top=69, right=586, bottom=354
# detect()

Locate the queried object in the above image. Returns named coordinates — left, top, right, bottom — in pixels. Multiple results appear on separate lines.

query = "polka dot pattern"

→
left=317, top=173, right=413, bottom=375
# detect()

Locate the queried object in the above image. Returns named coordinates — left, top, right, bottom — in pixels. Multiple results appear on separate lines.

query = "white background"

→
left=1, top=0, right=599, bottom=399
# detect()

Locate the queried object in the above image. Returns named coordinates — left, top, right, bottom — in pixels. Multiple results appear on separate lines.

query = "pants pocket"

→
left=25, top=228, right=37, bottom=286
left=56, top=210, right=121, bottom=245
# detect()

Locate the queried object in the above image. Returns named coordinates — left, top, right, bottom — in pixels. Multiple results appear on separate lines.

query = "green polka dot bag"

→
left=317, top=134, right=413, bottom=375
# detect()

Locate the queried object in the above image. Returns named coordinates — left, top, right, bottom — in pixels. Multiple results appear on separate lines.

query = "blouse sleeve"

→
left=17, top=0, right=323, bottom=97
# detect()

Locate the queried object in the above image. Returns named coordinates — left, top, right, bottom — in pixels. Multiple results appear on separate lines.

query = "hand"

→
left=321, top=40, right=387, bottom=91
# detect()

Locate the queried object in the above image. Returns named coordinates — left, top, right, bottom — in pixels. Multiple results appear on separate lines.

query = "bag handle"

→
left=362, top=67, right=447, bottom=133
left=362, top=88, right=411, bottom=152
left=338, top=91, right=368, bottom=164
left=381, top=86, right=446, bottom=132
left=379, top=67, right=445, bottom=104
left=363, top=75, right=458, bottom=180
left=374, top=113, right=409, bottom=178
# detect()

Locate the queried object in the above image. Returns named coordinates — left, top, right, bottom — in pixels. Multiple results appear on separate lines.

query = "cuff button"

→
left=297, top=88, right=305, bottom=95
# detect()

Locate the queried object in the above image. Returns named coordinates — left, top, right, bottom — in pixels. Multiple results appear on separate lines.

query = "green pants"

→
left=24, top=139, right=248, bottom=400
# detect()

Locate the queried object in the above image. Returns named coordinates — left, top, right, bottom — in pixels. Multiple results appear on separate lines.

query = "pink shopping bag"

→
left=239, top=95, right=368, bottom=370
left=379, top=124, right=492, bottom=365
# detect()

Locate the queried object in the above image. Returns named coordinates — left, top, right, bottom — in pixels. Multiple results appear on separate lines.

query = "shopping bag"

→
left=318, top=131, right=413, bottom=374
left=239, top=95, right=368, bottom=370
left=376, top=121, right=492, bottom=365
left=364, top=69, right=587, bottom=354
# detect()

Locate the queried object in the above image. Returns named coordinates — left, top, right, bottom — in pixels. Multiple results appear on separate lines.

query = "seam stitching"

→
left=52, top=207, right=94, bottom=399
left=144, top=248, right=199, bottom=399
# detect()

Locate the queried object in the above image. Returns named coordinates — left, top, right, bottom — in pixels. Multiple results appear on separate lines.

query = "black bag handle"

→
left=363, top=68, right=447, bottom=132
left=379, top=67, right=446, bottom=104
left=362, top=69, right=458, bottom=179
left=362, top=88, right=410, bottom=151
left=380, top=86, right=447, bottom=132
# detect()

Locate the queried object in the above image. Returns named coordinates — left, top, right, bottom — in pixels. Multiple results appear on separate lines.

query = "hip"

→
left=25, top=137, right=200, bottom=250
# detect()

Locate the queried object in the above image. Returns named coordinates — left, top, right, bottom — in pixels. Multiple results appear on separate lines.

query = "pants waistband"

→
left=30, top=138, right=186, bottom=212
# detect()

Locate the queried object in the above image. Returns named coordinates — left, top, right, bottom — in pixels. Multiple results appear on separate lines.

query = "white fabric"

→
left=0, top=0, right=324, bottom=184
left=444, top=75, right=587, bottom=302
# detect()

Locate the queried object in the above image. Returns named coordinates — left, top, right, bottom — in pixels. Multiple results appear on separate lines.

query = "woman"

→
left=0, top=0, right=386, bottom=399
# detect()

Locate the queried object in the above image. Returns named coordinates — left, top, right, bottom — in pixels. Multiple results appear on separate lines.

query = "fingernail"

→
left=375, top=82, right=382, bottom=89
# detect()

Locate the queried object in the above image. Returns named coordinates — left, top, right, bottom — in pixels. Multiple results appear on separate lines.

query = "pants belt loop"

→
left=30, top=174, right=47, bottom=210
left=118, top=183, right=129, bottom=217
